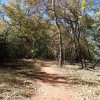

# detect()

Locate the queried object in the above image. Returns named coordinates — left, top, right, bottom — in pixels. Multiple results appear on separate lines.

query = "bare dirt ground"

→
left=31, top=61, right=76, bottom=100
left=0, top=60, right=99, bottom=99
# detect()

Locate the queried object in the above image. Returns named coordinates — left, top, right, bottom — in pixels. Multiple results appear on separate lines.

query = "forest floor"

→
left=31, top=61, right=100, bottom=100
left=0, top=59, right=100, bottom=100
left=31, top=61, right=76, bottom=100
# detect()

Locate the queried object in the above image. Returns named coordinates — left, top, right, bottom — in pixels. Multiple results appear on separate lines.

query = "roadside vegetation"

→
left=0, top=59, right=42, bottom=99
left=53, top=63, right=100, bottom=100
left=0, top=0, right=100, bottom=99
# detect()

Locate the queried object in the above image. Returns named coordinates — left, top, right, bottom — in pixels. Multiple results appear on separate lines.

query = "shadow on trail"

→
left=19, top=67, right=100, bottom=87
left=0, top=59, right=39, bottom=90
left=0, top=60, right=99, bottom=90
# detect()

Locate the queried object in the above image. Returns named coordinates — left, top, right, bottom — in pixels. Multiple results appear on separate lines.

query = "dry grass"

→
left=0, top=60, right=100, bottom=100
left=52, top=64, right=100, bottom=100
left=0, top=59, right=42, bottom=100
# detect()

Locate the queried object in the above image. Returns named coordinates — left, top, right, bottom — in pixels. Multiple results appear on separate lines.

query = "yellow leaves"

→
left=69, top=1, right=78, bottom=10
left=97, top=26, right=100, bottom=31
left=8, top=0, right=13, bottom=4
left=79, top=15, right=82, bottom=19
left=23, top=0, right=39, bottom=7
left=82, top=0, right=86, bottom=7
left=0, top=21, right=6, bottom=32
left=8, top=0, right=16, bottom=8
left=55, top=6, right=62, bottom=15
left=92, top=23, right=96, bottom=27
left=27, top=0, right=35, bottom=7
left=81, top=0, right=87, bottom=11
left=81, top=14, right=95, bottom=28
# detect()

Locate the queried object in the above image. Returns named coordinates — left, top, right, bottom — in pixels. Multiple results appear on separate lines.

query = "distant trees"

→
left=46, top=0, right=90, bottom=67
left=87, top=13, right=100, bottom=69
left=46, top=0, right=100, bottom=68
left=0, top=0, right=99, bottom=68
left=0, top=0, right=52, bottom=59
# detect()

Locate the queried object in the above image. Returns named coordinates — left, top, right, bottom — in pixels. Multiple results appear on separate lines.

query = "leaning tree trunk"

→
left=58, top=28, right=63, bottom=67
left=91, top=60, right=99, bottom=69
left=52, top=0, right=63, bottom=67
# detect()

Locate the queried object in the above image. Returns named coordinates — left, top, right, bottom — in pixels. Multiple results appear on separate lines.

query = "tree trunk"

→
left=52, top=0, right=63, bottom=67
left=58, top=30, right=63, bottom=67
left=91, top=60, right=99, bottom=69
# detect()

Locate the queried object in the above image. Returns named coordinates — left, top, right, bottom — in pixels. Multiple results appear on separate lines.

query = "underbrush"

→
left=53, top=64, right=100, bottom=100
left=0, top=59, right=42, bottom=100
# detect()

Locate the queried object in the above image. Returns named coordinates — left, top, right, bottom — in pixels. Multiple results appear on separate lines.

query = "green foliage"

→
left=87, top=27, right=100, bottom=60
left=82, top=0, right=87, bottom=10
left=0, top=0, right=99, bottom=66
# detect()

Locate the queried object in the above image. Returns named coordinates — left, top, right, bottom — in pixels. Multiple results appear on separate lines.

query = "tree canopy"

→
left=0, top=0, right=99, bottom=68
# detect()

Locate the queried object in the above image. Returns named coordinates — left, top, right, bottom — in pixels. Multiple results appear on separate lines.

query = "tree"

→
left=52, top=0, right=63, bottom=67
left=0, top=0, right=99, bottom=69
left=87, top=14, right=100, bottom=69
left=1, top=0, right=53, bottom=59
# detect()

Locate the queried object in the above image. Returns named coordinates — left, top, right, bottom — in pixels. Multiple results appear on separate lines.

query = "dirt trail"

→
left=31, top=61, right=76, bottom=100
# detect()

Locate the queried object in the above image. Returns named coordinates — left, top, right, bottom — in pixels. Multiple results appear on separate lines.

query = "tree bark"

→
left=58, top=29, right=63, bottom=67
left=52, top=0, right=63, bottom=67
left=91, top=60, right=99, bottom=69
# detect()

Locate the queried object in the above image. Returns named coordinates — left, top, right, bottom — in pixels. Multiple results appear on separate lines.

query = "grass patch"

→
left=0, top=59, right=42, bottom=100
left=53, top=64, right=100, bottom=100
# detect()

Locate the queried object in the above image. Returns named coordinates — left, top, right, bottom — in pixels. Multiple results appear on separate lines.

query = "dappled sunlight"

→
left=53, top=64, right=100, bottom=100
left=0, top=59, right=41, bottom=99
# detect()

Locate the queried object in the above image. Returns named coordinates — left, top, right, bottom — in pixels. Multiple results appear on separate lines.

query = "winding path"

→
left=31, top=61, right=76, bottom=100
